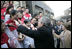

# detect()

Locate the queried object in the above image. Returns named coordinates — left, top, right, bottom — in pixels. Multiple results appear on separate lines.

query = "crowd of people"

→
left=1, top=1, right=71, bottom=48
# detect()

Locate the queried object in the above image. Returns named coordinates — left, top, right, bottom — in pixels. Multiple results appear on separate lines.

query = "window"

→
left=35, top=5, right=44, bottom=14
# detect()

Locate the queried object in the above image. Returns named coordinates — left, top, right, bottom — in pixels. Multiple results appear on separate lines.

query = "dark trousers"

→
left=57, top=39, right=60, bottom=48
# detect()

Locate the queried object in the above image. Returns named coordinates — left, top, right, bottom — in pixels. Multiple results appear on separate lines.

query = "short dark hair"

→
left=6, top=5, right=14, bottom=14
left=24, top=19, right=30, bottom=24
left=39, top=12, right=42, bottom=14
left=17, top=6, right=21, bottom=8
left=21, top=7, right=25, bottom=9
left=31, top=17, right=36, bottom=21
left=18, top=10, right=23, bottom=14
left=10, top=10, right=17, bottom=17
left=33, top=13, right=38, bottom=18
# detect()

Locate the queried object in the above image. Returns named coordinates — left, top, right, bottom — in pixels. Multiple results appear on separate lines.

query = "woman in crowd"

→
left=53, top=23, right=71, bottom=48
left=67, top=21, right=71, bottom=31
left=5, top=10, right=18, bottom=38
left=5, top=10, right=25, bottom=48
left=38, top=12, right=43, bottom=19
left=30, top=18, right=37, bottom=30
left=14, top=10, right=23, bottom=26
left=4, top=5, right=14, bottom=23
left=33, top=13, right=39, bottom=28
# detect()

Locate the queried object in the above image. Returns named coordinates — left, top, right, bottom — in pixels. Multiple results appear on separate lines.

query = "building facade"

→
left=13, top=1, right=26, bottom=9
left=60, top=7, right=71, bottom=21
left=26, top=1, right=54, bottom=18
left=1, top=1, right=54, bottom=19
left=64, top=7, right=71, bottom=15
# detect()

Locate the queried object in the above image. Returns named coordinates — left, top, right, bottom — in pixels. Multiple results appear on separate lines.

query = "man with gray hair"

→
left=38, top=16, right=51, bottom=28
left=17, top=16, right=54, bottom=48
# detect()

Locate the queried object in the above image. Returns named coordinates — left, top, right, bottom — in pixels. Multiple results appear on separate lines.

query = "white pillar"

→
left=20, top=1, right=22, bottom=7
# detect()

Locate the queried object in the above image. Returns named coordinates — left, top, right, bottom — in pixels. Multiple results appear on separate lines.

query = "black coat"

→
left=17, top=25, right=54, bottom=48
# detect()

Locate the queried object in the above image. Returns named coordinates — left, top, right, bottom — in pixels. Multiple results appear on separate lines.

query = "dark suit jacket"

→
left=17, top=25, right=54, bottom=48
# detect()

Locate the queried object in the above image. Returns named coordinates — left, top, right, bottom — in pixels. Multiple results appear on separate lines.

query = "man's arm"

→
left=17, top=25, right=40, bottom=39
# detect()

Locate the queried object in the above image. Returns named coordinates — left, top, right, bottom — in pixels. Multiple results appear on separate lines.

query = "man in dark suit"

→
left=17, top=17, right=55, bottom=48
